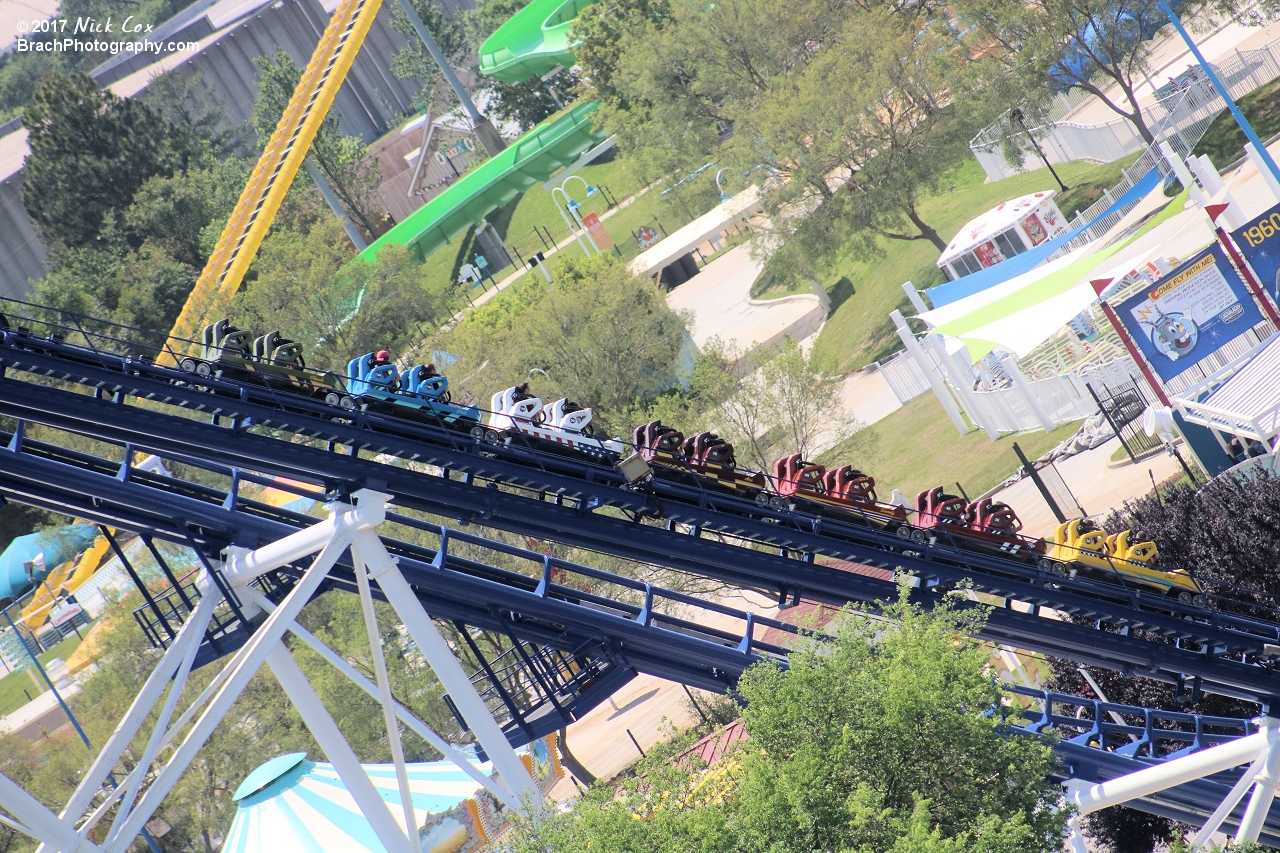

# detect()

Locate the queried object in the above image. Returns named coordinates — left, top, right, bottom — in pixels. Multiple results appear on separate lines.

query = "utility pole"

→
left=395, top=0, right=507, bottom=156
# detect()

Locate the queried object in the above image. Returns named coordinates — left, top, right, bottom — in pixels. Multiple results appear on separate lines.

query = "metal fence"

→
left=971, top=34, right=1280, bottom=182
left=1086, top=377, right=1164, bottom=463
left=875, top=349, right=931, bottom=403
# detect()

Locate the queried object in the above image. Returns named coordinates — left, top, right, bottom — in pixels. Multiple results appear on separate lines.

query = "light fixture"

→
left=585, top=184, right=597, bottom=197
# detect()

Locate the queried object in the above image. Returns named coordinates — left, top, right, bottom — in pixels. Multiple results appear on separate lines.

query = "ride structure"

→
left=2, top=300, right=1279, bottom=706
left=7, top=300, right=1280, bottom=846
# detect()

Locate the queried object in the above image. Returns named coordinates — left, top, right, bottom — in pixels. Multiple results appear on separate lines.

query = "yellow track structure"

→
left=161, top=0, right=386, bottom=362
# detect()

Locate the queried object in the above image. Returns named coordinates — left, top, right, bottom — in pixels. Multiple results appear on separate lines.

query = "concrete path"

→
left=664, top=245, right=824, bottom=352
left=1064, top=18, right=1280, bottom=128
left=988, top=436, right=1186, bottom=538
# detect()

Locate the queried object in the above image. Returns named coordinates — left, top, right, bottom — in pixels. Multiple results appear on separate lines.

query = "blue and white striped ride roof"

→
left=222, top=752, right=493, bottom=853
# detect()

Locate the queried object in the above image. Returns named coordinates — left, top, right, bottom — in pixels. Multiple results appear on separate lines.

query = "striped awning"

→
left=1176, top=331, right=1280, bottom=443
left=222, top=752, right=493, bottom=853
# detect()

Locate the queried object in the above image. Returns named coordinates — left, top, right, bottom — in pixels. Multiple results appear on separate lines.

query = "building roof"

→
left=223, top=753, right=493, bottom=853
left=939, top=191, right=1057, bottom=265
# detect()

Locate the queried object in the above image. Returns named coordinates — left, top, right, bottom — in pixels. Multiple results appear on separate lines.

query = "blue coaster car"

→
left=346, top=352, right=481, bottom=432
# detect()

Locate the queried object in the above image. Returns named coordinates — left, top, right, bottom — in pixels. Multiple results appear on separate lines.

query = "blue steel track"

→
left=5, top=302, right=1280, bottom=833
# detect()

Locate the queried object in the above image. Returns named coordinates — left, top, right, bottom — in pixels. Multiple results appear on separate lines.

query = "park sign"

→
left=1115, top=243, right=1263, bottom=382
left=1230, top=201, right=1280, bottom=301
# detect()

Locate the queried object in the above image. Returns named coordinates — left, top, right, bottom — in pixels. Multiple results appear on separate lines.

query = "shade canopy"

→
left=924, top=169, right=1163, bottom=308
left=1176, top=331, right=1280, bottom=443
left=926, top=190, right=1199, bottom=362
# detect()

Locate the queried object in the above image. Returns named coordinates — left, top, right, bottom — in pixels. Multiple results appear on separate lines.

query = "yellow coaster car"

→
left=1040, top=519, right=1207, bottom=606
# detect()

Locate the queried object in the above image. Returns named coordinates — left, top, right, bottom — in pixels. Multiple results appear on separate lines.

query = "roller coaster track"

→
left=160, top=0, right=386, bottom=362
left=6, top=426, right=1280, bottom=840
left=5, top=306, right=1280, bottom=705
left=0, top=423, right=804, bottom=741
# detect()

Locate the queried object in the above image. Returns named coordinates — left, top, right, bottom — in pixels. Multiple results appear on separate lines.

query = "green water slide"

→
left=358, top=102, right=603, bottom=263
left=478, top=0, right=597, bottom=83
left=358, top=0, right=603, bottom=265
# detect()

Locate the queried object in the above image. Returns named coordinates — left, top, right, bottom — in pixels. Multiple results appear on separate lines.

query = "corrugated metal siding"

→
left=0, top=0, right=470, bottom=298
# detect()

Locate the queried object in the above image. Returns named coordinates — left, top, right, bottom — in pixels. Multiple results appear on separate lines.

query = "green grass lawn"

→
left=802, top=155, right=1145, bottom=375
left=0, top=630, right=87, bottom=719
left=411, top=146, right=718, bottom=303
left=1192, top=77, right=1280, bottom=166
left=818, top=394, right=1080, bottom=500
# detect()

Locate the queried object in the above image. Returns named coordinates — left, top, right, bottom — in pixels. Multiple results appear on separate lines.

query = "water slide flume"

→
left=478, top=0, right=597, bottom=83
left=356, top=0, right=604, bottom=264
left=358, top=101, right=604, bottom=263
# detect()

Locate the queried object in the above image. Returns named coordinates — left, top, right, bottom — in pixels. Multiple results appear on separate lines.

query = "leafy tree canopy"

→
left=591, top=0, right=1015, bottom=266
left=512, top=590, right=1067, bottom=853
left=22, top=71, right=205, bottom=250
left=952, top=0, right=1279, bottom=146
left=232, top=218, right=436, bottom=365
left=426, top=254, right=689, bottom=430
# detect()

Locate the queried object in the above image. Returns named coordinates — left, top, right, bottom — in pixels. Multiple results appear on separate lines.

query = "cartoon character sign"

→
left=1116, top=244, right=1263, bottom=382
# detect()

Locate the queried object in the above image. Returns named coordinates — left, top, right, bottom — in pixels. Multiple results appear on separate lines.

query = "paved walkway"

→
left=664, top=245, right=825, bottom=352
left=1064, top=17, right=1280, bottom=128
left=989, top=436, right=1186, bottom=538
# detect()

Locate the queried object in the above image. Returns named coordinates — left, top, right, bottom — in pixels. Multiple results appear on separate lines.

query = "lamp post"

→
left=552, top=175, right=602, bottom=255
left=1152, top=0, right=1280, bottom=189
left=551, top=187, right=594, bottom=257
left=1010, top=108, right=1069, bottom=192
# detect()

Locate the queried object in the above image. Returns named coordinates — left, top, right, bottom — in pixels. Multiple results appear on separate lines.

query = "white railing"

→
left=972, top=34, right=1280, bottom=182
left=874, top=349, right=931, bottom=403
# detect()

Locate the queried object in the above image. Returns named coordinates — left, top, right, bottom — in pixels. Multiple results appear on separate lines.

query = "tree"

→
left=511, top=589, right=1068, bottom=853
left=761, top=338, right=860, bottom=461
left=125, top=158, right=252, bottom=268
left=389, top=0, right=473, bottom=116
left=22, top=71, right=203, bottom=249
left=1039, top=473, right=1280, bottom=853
left=954, top=0, right=1272, bottom=146
left=596, top=0, right=1011, bottom=265
left=232, top=219, right=431, bottom=364
left=431, top=255, right=689, bottom=430
left=31, top=234, right=197, bottom=336
left=252, top=50, right=385, bottom=241
left=571, top=0, right=672, bottom=105
left=522, top=257, right=688, bottom=424
left=671, top=337, right=861, bottom=471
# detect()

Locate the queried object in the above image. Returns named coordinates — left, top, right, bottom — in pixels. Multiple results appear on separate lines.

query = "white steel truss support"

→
left=14, top=490, right=542, bottom=852
left=244, top=589, right=521, bottom=810
left=0, top=771, right=100, bottom=852
left=352, top=545, right=417, bottom=845
left=17, top=489, right=542, bottom=845
left=1063, top=717, right=1280, bottom=848
left=266, top=644, right=416, bottom=853
left=1238, top=719, right=1280, bottom=843
left=51, top=589, right=216, bottom=836
left=105, top=592, right=219, bottom=844
left=350, top=530, right=541, bottom=805
left=102, top=527, right=353, bottom=852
